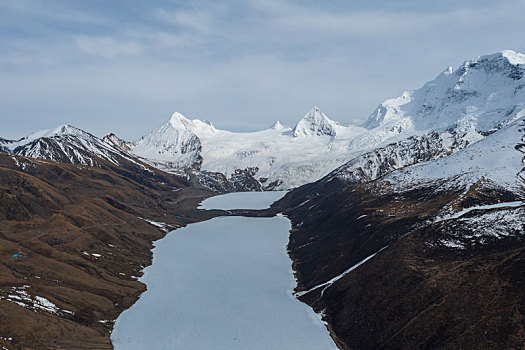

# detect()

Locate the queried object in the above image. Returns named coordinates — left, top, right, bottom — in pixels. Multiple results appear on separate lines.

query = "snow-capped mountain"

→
left=3, top=50, right=524, bottom=193
left=130, top=112, right=211, bottom=170
left=1, top=123, right=263, bottom=193
left=364, top=50, right=525, bottom=132
left=0, top=137, right=14, bottom=152
left=103, top=133, right=132, bottom=152
left=269, top=54, right=525, bottom=349
left=112, top=50, right=525, bottom=190
left=319, top=51, right=525, bottom=188
left=2, top=124, right=146, bottom=168
left=292, top=106, right=338, bottom=137
left=381, top=116, right=525, bottom=193
left=323, top=127, right=480, bottom=186
left=112, top=107, right=368, bottom=189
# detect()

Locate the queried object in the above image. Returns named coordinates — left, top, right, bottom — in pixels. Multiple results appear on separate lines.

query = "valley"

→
left=1, top=49, right=525, bottom=349
left=111, top=191, right=337, bottom=350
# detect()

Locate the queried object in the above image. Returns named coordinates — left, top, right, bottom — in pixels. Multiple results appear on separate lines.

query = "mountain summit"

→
left=363, top=50, right=525, bottom=132
left=292, top=106, right=337, bottom=137
left=168, top=112, right=217, bottom=136
left=105, top=49, right=525, bottom=190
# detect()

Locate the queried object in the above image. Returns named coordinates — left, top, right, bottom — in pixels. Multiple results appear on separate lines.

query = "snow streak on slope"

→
left=295, top=246, right=388, bottom=297
left=435, top=201, right=524, bottom=222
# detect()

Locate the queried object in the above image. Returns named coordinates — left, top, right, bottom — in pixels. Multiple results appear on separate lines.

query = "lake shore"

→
left=112, top=191, right=337, bottom=350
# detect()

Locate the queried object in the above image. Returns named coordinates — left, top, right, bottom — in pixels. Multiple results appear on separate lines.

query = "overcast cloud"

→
left=1, top=0, right=525, bottom=140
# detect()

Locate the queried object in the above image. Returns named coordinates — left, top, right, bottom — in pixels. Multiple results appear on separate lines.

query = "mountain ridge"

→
left=98, top=50, right=525, bottom=190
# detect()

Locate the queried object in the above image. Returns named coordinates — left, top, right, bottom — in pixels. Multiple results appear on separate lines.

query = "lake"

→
left=111, top=191, right=337, bottom=349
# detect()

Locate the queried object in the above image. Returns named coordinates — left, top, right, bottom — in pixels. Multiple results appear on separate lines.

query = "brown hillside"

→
left=0, top=152, right=217, bottom=349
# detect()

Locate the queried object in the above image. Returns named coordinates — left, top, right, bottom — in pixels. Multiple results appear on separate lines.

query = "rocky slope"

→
left=268, top=113, right=525, bottom=348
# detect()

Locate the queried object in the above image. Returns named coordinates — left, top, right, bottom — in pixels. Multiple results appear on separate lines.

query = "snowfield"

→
left=381, top=116, right=525, bottom=191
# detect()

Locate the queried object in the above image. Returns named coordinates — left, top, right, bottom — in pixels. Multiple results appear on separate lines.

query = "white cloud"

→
left=155, top=8, right=213, bottom=33
left=251, top=0, right=520, bottom=39
left=75, top=36, right=141, bottom=58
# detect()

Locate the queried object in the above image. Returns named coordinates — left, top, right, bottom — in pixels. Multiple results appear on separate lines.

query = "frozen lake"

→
left=111, top=191, right=337, bottom=350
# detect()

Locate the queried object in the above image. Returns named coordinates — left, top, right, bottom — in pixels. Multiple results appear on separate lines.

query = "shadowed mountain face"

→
left=0, top=152, right=217, bottom=349
left=271, top=179, right=525, bottom=348
left=270, top=118, right=525, bottom=349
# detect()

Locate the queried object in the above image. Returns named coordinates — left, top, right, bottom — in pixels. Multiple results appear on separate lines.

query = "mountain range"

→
left=3, top=50, right=525, bottom=193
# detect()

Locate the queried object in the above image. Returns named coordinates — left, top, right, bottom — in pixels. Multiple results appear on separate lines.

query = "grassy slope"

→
left=271, top=178, right=525, bottom=349
left=0, top=153, right=217, bottom=349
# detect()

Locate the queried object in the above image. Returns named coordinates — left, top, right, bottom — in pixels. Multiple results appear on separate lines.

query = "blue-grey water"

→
left=111, top=191, right=337, bottom=350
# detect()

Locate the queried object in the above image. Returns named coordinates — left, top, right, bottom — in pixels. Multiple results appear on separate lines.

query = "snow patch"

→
left=435, top=201, right=524, bottom=222
left=296, top=246, right=388, bottom=297
left=0, top=286, right=73, bottom=315
left=137, top=217, right=172, bottom=232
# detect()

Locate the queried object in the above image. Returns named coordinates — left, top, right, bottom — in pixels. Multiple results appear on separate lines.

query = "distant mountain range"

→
left=3, top=50, right=525, bottom=193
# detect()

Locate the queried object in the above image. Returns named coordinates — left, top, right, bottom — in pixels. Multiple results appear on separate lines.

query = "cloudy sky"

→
left=1, top=0, right=525, bottom=140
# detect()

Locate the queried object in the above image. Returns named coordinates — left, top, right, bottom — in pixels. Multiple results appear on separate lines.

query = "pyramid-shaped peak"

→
left=169, top=112, right=193, bottom=129
left=270, top=120, right=288, bottom=131
left=293, top=106, right=336, bottom=137
left=166, top=111, right=218, bottom=136
left=103, top=133, right=131, bottom=152
left=306, top=105, right=324, bottom=116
